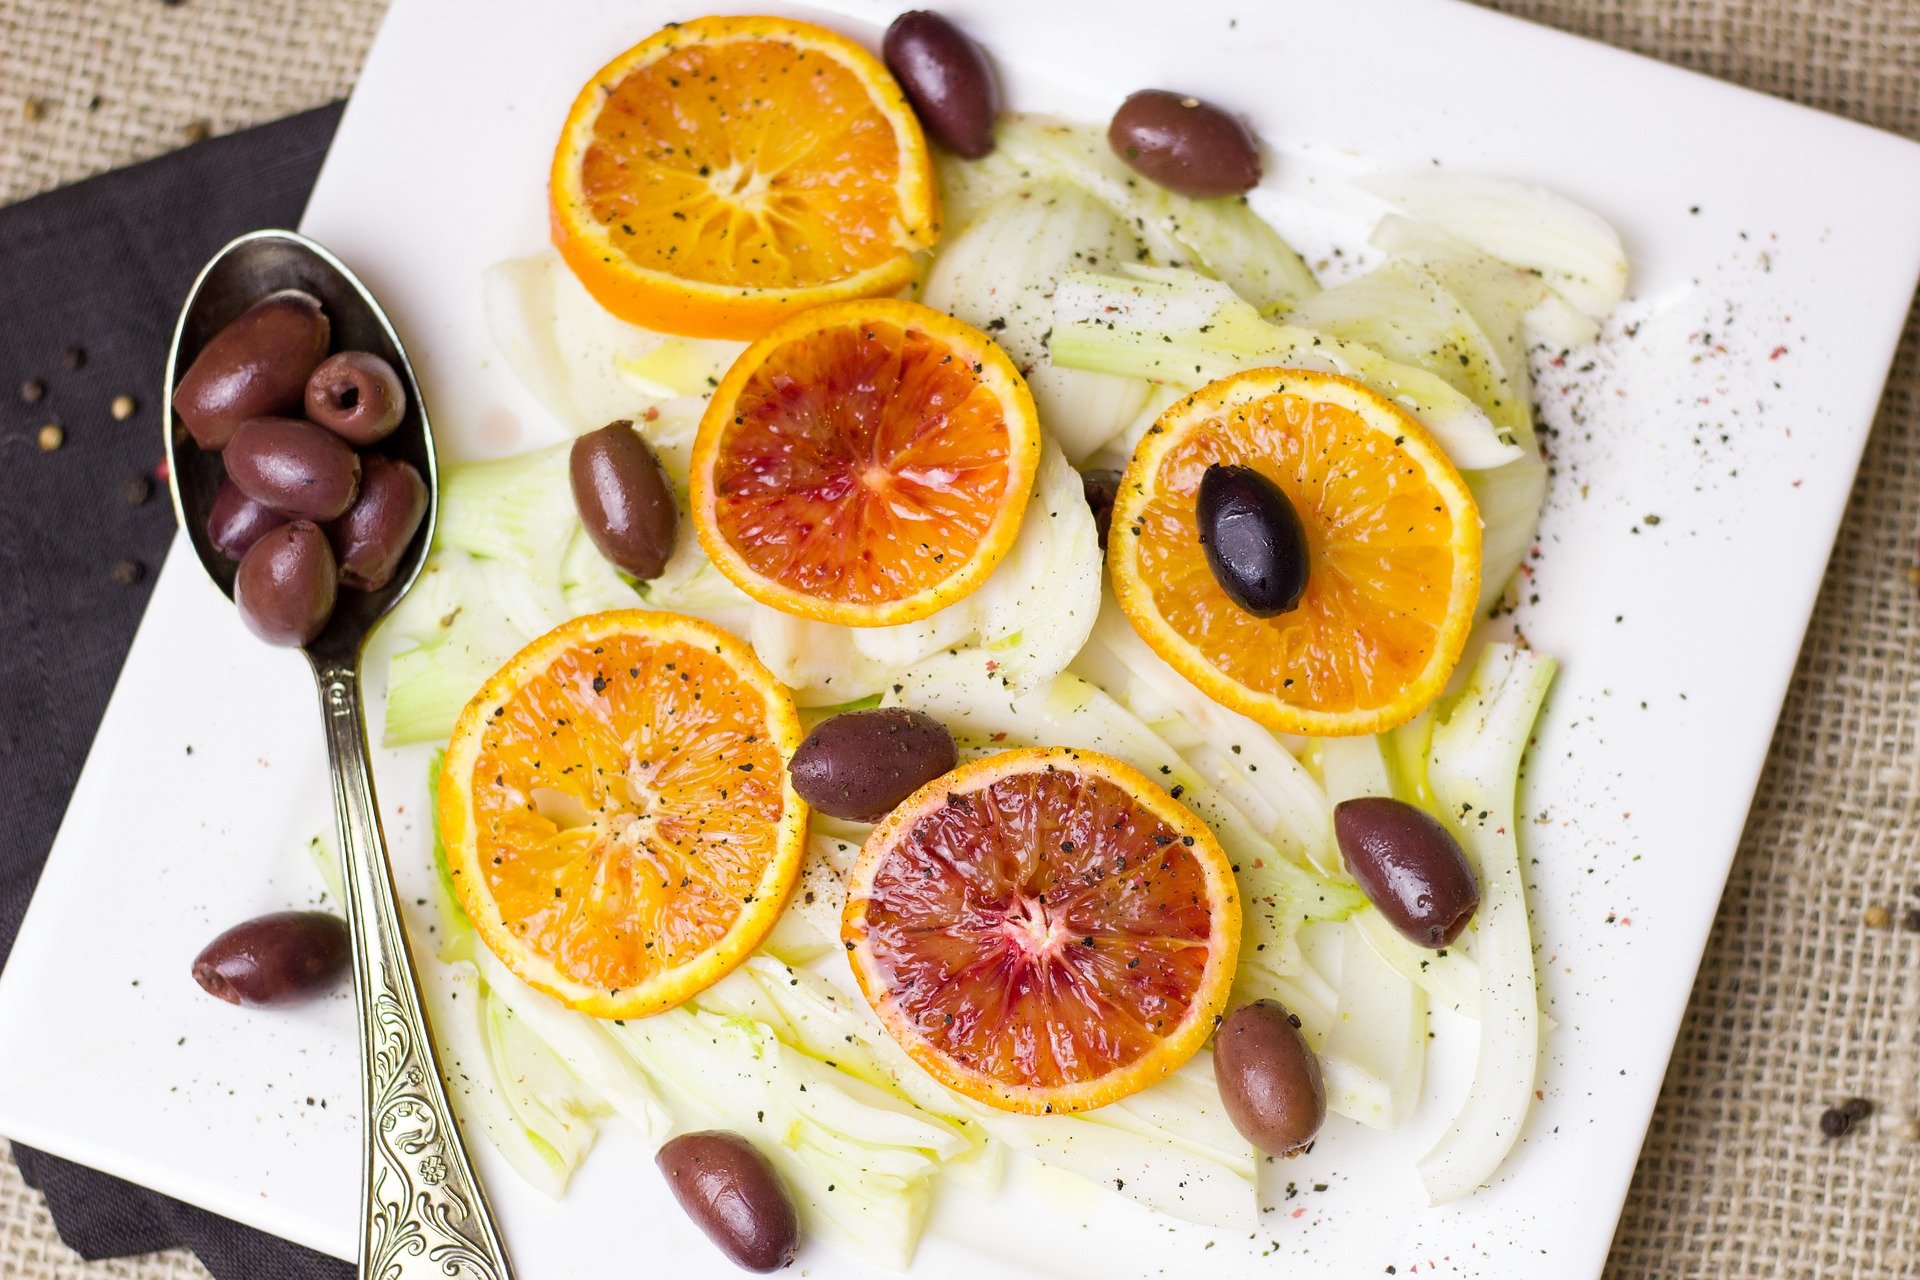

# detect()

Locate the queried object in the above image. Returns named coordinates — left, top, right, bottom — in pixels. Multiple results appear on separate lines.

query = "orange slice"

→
left=843, top=747, right=1240, bottom=1114
left=437, top=610, right=808, bottom=1019
left=1110, top=367, right=1481, bottom=737
left=549, top=15, right=939, bottom=340
left=691, top=297, right=1041, bottom=626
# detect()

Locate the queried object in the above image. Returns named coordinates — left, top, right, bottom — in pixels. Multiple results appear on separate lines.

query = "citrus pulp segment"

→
left=549, top=15, right=939, bottom=340
left=692, top=297, right=1041, bottom=626
left=843, top=747, right=1241, bottom=1114
left=1109, top=367, right=1482, bottom=737
left=438, top=610, right=808, bottom=1019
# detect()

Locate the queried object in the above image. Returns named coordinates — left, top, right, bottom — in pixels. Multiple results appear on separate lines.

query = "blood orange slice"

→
left=843, top=747, right=1240, bottom=1114
left=437, top=610, right=808, bottom=1019
left=691, top=297, right=1041, bottom=626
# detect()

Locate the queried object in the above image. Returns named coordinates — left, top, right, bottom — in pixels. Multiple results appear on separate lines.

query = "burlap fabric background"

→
left=4, top=1, right=1917, bottom=1277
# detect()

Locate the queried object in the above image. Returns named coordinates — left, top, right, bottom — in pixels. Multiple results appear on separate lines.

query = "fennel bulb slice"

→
left=608, top=1008, right=968, bottom=1269
left=920, top=183, right=1151, bottom=463
left=1467, top=450, right=1550, bottom=615
left=941, top=115, right=1319, bottom=312
left=1286, top=258, right=1528, bottom=442
left=1051, top=266, right=1522, bottom=470
left=1417, top=643, right=1555, bottom=1204
left=1359, top=172, right=1628, bottom=322
left=482, top=251, right=741, bottom=432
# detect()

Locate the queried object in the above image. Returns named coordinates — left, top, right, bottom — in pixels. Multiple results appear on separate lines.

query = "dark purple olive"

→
left=656, top=1131, right=799, bottom=1273
left=1214, top=999, right=1325, bottom=1156
left=570, top=421, right=677, bottom=580
left=235, top=521, right=337, bottom=646
left=206, top=476, right=289, bottom=561
left=327, top=455, right=427, bottom=591
left=1334, top=797, right=1480, bottom=948
left=192, top=911, right=350, bottom=1008
left=171, top=289, right=330, bottom=450
left=304, top=350, right=406, bottom=446
left=1108, top=89, right=1262, bottom=198
left=1196, top=463, right=1307, bottom=615
left=883, top=11, right=1000, bottom=160
left=789, top=707, right=957, bottom=822
left=224, top=415, right=362, bottom=521
left=1080, top=468, right=1122, bottom=550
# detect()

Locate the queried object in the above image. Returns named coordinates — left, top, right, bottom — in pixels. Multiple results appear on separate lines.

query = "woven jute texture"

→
left=4, top=2, right=1919, bottom=1278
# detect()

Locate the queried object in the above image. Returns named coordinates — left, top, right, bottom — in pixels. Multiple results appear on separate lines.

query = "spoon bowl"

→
left=164, top=229, right=436, bottom=662
left=164, top=229, right=514, bottom=1280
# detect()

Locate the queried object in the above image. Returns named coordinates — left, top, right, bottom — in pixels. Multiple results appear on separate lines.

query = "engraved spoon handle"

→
left=314, top=660, right=515, bottom=1280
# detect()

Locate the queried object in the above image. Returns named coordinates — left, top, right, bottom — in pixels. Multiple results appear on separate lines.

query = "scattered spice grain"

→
left=37, top=424, right=64, bottom=452
left=111, top=394, right=138, bottom=420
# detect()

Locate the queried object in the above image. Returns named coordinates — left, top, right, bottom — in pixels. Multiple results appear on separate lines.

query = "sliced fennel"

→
left=920, top=183, right=1151, bottom=463
left=1076, top=601, right=1335, bottom=873
left=1467, top=451, right=1549, bottom=615
left=1285, top=258, right=1528, bottom=442
left=482, top=251, right=741, bottom=432
left=608, top=1007, right=970, bottom=1269
left=1416, top=643, right=1555, bottom=1205
left=939, top=115, right=1319, bottom=313
left=1050, top=266, right=1522, bottom=470
left=1359, top=171, right=1628, bottom=321
left=751, top=441, right=1101, bottom=704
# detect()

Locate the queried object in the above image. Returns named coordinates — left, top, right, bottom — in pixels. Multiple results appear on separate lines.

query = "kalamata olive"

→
left=569, top=421, right=677, bottom=580
left=235, top=521, right=337, bottom=646
left=1108, top=89, right=1262, bottom=198
left=883, top=11, right=999, bottom=160
left=789, top=707, right=957, bottom=822
left=1079, top=468, right=1122, bottom=550
left=1196, top=463, right=1308, bottom=615
left=191, top=911, right=350, bottom=1008
left=224, top=415, right=362, bottom=521
left=206, top=476, right=289, bottom=561
left=304, top=350, right=406, bottom=446
left=656, top=1131, right=799, bottom=1273
left=328, top=455, right=427, bottom=591
left=1333, top=796, right=1480, bottom=948
left=1214, top=999, right=1325, bottom=1156
left=171, top=289, right=330, bottom=450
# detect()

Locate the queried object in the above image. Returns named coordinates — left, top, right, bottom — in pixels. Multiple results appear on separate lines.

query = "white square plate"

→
left=5, top=1, right=1920, bottom=1276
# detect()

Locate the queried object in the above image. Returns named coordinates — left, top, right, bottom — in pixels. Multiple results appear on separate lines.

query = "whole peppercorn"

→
left=1840, top=1097, right=1874, bottom=1123
left=37, top=423, right=64, bottom=451
left=1819, top=1107, right=1850, bottom=1138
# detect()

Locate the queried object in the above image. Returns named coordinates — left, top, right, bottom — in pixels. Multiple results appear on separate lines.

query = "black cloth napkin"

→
left=0, top=103, right=353, bottom=1280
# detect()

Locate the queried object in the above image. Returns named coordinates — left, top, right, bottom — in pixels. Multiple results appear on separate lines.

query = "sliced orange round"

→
left=691, top=297, right=1040, bottom=626
left=843, top=747, right=1240, bottom=1114
left=1110, top=367, right=1481, bottom=737
left=437, top=610, right=808, bottom=1019
left=549, top=15, right=939, bottom=340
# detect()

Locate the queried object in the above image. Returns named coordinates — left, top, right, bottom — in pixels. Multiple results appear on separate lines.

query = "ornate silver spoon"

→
left=164, top=228, right=515, bottom=1280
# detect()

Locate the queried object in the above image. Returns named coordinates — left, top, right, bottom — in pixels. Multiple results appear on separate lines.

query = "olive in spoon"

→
left=164, top=229, right=516, bottom=1280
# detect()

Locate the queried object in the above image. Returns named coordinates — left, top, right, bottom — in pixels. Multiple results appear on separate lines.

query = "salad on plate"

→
left=328, top=9, right=1627, bottom=1272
